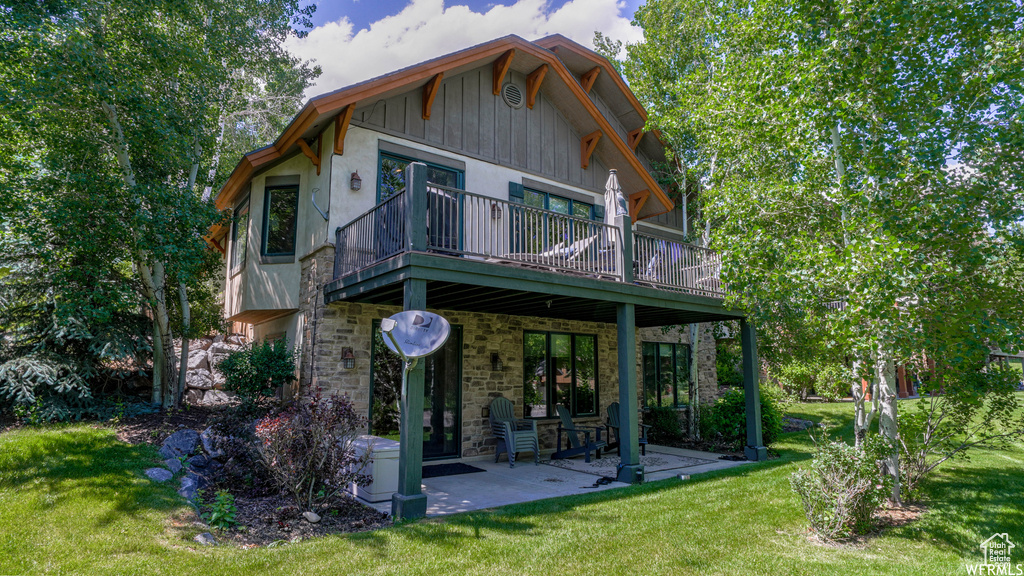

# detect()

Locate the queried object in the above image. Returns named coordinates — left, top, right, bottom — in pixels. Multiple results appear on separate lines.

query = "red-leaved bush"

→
left=254, top=389, right=371, bottom=512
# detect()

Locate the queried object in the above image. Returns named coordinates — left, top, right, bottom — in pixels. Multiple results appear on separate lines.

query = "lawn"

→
left=1, top=399, right=1021, bottom=576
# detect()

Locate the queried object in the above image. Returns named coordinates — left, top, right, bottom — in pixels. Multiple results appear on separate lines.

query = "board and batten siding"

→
left=350, top=65, right=661, bottom=195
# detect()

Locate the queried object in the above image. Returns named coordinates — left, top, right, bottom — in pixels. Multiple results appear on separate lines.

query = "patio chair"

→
left=551, top=405, right=607, bottom=463
left=606, top=401, right=650, bottom=456
left=489, top=397, right=539, bottom=467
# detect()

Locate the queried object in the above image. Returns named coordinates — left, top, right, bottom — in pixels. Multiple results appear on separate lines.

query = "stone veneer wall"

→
left=296, top=244, right=725, bottom=459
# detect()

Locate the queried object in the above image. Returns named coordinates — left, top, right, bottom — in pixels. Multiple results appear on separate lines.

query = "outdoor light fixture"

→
left=491, top=352, right=503, bottom=372
left=341, top=347, right=355, bottom=369
left=349, top=171, right=362, bottom=191
left=491, top=202, right=502, bottom=220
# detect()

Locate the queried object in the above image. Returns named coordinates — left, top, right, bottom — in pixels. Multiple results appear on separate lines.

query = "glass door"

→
left=370, top=322, right=463, bottom=460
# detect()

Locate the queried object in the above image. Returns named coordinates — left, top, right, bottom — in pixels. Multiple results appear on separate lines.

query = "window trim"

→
left=260, top=183, right=300, bottom=260
left=523, top=330, right=599, bottom=419
left=642, top=341, right=692, bottom=409
left=229, top=194, right=250, bottom=276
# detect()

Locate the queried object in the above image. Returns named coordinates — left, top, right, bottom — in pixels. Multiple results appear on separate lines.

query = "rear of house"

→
left=207, top=34, right=766, bottom=519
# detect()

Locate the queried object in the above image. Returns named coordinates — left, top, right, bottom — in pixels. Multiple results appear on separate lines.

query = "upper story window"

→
left=520, top=188, right=596, bottom=220
left=377, top=152, right=463, bottom=201
left=261, top=184, right=299, bottom=258
left=229, top=196, right=249, bottom=274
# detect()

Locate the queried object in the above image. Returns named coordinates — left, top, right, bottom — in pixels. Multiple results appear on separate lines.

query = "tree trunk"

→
left=176, top=282, right=191, bottom=408
left=876, top=349, right=901, bottom=504
left=688, top=323, right=701, bottom=439
left=852, top=359, right=878, bottom=448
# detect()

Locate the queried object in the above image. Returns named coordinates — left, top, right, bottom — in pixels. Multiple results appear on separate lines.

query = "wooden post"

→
left=741, top=318, right=767, bottom=461
left=391, top=277, right=429, bottom=520
left=616, top=302, right=643, bottom=483
left=406, top=162, right=428, bottom=253
left=618, top=204, right=633, bottom=284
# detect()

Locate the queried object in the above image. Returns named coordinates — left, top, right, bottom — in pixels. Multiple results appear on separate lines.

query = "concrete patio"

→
left=365, top=445, right=751, bottom=517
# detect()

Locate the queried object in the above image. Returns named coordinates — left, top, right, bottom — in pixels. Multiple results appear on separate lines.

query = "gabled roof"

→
left=214, top=34, right=673, bottom=220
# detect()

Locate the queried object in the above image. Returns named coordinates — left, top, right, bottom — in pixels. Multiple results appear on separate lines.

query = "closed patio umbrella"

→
left=604, top=169, right=628, bottom=243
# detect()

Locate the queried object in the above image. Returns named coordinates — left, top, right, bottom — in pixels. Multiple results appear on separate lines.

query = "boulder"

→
left=302, top=511, right=321, bottom=524
left=194, top=532, right=217, bottom=546
left=782, top=416, right=816, bottom=433
left=185, top=369, right=214, bottom=391
left=226, top=334, right=246, bottom=346
left=201, top=427, right=227, bottom=460
left=211, top=370, right=227, bottom=390
left=178, top=477, right=198, bottom=500
left=164, top=458, right=183, bottom=474
left=159, top=429, right=200, bottom=460
left=201, top=390, right=235, bottom=406
left=185, top=469, right=211, bottom=490
left=184, top=389, right=205, bottom=405
left=186, top=454, right=209, bottom=469
left=212, top=334, right=225, bottom=345
left=186, top=348, right=209, bottom=371
left=145, top=468, right=173, bottom=482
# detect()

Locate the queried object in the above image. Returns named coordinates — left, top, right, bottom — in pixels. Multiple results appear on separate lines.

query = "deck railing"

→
left=332, top=163, right=723, bottom=298
left=425, top=183, right=623, bottom=280
left=633, top=232, right=725, bottom=297
left=334, top=191, right=407, bottom=278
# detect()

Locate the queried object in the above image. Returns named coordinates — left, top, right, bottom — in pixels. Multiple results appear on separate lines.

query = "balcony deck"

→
left=324, top=168, right=736, bottom=326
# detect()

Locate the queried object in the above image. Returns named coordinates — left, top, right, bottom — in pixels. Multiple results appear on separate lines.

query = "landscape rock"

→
left=185, top=369, right=214, bottom=391
left=186, top=454, right=209, bottom=469
left=302, top=511, right=321, bottom=524
left=178, top=477, right=197, bottom=500
left=145, top=468, right=174, bottom=482
left=194, top=532, right=217, bottom=546
left=211, top=370, right=226, bottom=390
left=201, top=390, right=235, bottom=406
left=184, top=389, right=205, bottom=405
left=186, top=348, right=210, bottom=371
left=159, top=429, right=201, bottom=460
left=201, top=427, right=227, bottom=460
left=226, top=334, right=246, bottom=346
left=185, top=470, right=211, bottom=490
left=164, top=458, right=183, bottom=474
left=782, top=416, right=816, bottom=433
left=212, top=334, right=225, bottom=345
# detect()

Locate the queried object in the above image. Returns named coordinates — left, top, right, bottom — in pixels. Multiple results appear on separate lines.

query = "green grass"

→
left=1, top=399, right=1021, bottom=575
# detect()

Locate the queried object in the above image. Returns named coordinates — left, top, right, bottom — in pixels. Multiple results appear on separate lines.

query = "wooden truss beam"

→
left=334, top=103, right=355, bottom=155
left=629, top=189, right=650, bottom=223
left=492, top=49, right=515, bottom=95
left=422, top=73, right=444, bottom=120
left=580, top=66, right=601, bottom=93
left=627, top=128, right=644, bottom=152
left=296, top=136, right=321, bottom=175
left=580, top=130, right=601, bottom=170
left=526, top=64, right=548, bottom=109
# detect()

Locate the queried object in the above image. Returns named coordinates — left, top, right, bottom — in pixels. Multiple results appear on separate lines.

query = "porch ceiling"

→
left=323, top=252, right=743, bottom=327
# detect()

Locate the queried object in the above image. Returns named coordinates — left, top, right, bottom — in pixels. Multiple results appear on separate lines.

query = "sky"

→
left=287, top=0, right=646, bottom=97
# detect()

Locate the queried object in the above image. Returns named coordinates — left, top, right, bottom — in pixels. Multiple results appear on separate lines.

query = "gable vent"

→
left=501, top=82, right=524, bottom=109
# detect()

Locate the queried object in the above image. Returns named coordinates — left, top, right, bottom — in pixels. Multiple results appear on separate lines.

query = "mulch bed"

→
left=113, top=406, right=392, bottom=546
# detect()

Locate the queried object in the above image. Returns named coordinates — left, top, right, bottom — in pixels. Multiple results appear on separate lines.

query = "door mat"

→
left=422, top=463, right=487, bottom=479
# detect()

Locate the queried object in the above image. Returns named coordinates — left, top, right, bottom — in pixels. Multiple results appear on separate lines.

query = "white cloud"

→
left=285, top=0, right=642, bottom=98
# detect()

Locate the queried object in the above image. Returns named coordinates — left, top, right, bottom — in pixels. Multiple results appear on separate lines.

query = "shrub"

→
left=898, top=364, right=1024, bottom=501
left=216, top=339, right=296, bottom=406
left=715, top=340, right=743, bottom=387
left=254, top=389, right=371, bottom=512
left=790, top=432, right=893, bottom=541
left=201, top=489, right=239, bottom=530
left=700, top=386, right=783, bottom=448
left=775, top=360, right=851, bottom=402
left=644, top=406, right=683, bottom=444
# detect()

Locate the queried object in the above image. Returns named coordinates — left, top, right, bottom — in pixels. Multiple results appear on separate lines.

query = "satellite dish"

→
left=380, top=311, right=451, bottom=360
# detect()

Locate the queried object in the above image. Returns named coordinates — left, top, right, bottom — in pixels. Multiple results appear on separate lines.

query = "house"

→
left=207, top=34, right=765, bottom=520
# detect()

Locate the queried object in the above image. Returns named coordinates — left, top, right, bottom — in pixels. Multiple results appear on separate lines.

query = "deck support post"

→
left=406, top=162, right=428, bottom=253
left=616, top=302, right=643, bottom=483
left=741, top=318, right=767, bottom=461
left=392, top=277, right=429, bottom=520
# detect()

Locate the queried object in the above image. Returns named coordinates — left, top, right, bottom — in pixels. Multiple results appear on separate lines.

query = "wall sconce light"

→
left=350, top=171, right=362, bottom=191
left=491, top=202, right=502, bottom=220
left=342, top=347, right=355, bottom=369
left=491, top=352, right=503, bottom=372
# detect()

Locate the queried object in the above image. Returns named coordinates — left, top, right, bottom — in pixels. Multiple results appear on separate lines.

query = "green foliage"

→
left=774, top=360, right=851, bottom=402
left=898, top=364, right=1024, bottom=501
left=644, top=406, right=683, bottom=444
left=201, top=490, right=239, bottom=530
left=216, top=340, right=295, bottom=406
left=790, top=432, right=894, bottom=541
left=715, top=340, right=743, bottom=388
left=700, top=387, right=783, bottom=448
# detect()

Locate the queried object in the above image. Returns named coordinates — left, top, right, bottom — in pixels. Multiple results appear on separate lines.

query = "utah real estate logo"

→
left=967, top=533, right=1022, bottom=575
